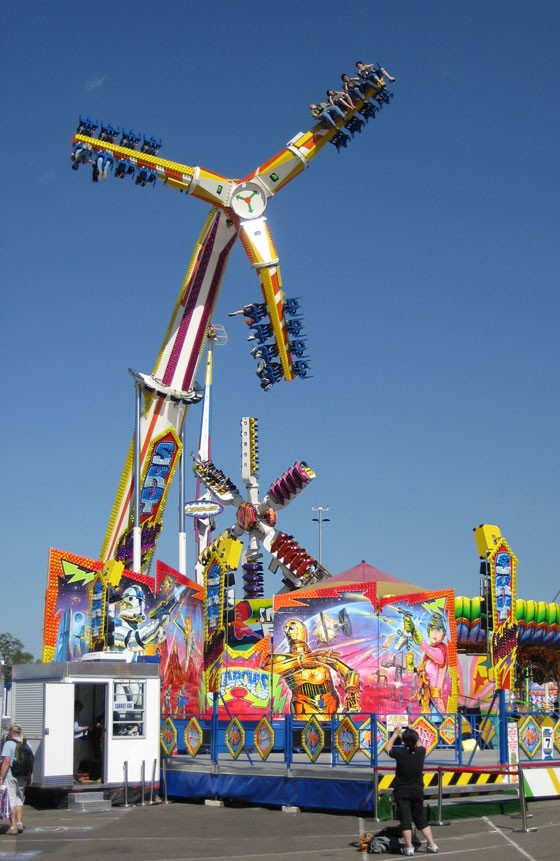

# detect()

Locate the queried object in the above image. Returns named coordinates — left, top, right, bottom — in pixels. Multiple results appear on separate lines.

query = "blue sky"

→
left=2, top=1, right=559, bottom=660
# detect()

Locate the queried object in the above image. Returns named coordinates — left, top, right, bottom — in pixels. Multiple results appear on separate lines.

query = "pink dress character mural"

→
left=405, top=612, right=449, bottom=716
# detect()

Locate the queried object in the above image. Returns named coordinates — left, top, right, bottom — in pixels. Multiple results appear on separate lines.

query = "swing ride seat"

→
left=331, top=130, right=350, bottom=152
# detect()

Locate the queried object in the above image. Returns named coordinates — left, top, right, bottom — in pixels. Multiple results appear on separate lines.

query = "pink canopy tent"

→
left=297, top=559, right=428, bottom=597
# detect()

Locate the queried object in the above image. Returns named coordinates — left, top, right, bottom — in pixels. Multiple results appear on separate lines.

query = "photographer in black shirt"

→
left=386, top=723, right=439, bottom=856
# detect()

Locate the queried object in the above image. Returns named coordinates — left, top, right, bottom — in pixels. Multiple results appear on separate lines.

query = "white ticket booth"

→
left=11, top=658, right=160, bottom=789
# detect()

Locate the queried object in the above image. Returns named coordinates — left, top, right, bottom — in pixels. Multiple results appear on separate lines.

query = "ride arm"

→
left=240, top=74, right=390, bottom=197
left=101, top=208, right=238, bottom=567
left=259, top=461, right=316, bottom=512
left=260, top=524, right=330, bottom=589
left=256, top=124, right=336, bottom=186
left=238, top=218, right=294, bottom=381
left=70, top=133, right=233, bottom=207
left=241, top=121, right=343, bottom=198
left=197, top=529, right=243, bottom=567
left=192, top=457, right=245, bottom=506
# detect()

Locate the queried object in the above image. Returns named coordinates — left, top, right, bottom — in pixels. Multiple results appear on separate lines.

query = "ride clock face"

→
left=230, top=181, right=268, bottom=219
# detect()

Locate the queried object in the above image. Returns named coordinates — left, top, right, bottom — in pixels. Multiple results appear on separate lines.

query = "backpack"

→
left=367, top=827, right=421, bottom=855
left=11, top=738, right=34, bottom=778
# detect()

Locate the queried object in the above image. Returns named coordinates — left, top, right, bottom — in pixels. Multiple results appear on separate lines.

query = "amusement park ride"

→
left=70, top=69, right=394, bottom=578
left=193, top=417, right=328, bottom=596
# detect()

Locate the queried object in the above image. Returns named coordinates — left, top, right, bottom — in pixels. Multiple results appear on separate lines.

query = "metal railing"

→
left=370, top=763, right=533, bottom=831
left=163, top=710, right=560, bottom=775
left=123, top=758, right=159, bottom=807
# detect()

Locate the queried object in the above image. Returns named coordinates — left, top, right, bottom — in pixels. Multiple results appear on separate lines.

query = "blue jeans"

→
left=362, top=73, right=382, bottom=90
left=320, top=105, right=345, bottom=128
left=349, top=85, right=366, bottom=102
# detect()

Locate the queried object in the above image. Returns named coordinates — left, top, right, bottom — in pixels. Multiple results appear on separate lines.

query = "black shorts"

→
left=394, top=786, right=428, bottom=831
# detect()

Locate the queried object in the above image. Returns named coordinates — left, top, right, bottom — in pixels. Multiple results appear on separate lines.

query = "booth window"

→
left=112, top=680, right=146, bottom=738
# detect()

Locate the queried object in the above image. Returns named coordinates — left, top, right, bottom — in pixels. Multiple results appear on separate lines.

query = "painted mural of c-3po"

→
left=262, top=617, right=360, bottom=715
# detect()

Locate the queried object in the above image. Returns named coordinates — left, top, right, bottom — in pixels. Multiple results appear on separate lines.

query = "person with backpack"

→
left=0, top=723, right=33, bottom=835
left=385, top=723, right=439, bottom=856
left=360, top=723, right=440, bottom=854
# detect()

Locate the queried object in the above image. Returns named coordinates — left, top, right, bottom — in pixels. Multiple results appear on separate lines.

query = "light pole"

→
left=312, top=506, right=330, bottom=565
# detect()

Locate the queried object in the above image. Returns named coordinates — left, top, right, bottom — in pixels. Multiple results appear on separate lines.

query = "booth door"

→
left=43, top=683, right=75, bottom=787
left=74, top=682, right=107, bottom=781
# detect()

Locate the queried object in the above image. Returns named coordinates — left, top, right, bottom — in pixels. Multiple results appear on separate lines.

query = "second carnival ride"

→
left=193, top=415, right=329, bottom=597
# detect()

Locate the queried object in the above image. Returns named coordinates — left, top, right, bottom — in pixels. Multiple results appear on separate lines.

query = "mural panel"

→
left=256, top=587, right=457, bottom=718
left=43, top=549, right=205, bottom=717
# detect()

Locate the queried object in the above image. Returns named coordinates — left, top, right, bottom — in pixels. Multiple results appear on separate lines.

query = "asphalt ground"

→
left=0, top=797, right=558, bottom=861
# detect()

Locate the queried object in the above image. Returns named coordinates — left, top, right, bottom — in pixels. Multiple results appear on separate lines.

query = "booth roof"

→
left=298, top=560, right=427, bottom=596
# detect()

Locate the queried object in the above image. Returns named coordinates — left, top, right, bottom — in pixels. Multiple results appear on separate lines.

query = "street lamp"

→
left=312, top=506, right=330, bottom=565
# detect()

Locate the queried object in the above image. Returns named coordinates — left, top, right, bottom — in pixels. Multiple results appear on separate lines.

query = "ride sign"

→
left=184, top=499, right=224, bottom=518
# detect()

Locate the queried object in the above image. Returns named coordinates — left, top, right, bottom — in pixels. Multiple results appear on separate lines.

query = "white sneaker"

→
left=426, top=844, right=439, bottom=854
left=403, top=848, right=415, bottom=857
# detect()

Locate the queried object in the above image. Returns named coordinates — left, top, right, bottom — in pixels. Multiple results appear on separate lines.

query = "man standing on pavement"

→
left=0, top=723, right=29, bottom=834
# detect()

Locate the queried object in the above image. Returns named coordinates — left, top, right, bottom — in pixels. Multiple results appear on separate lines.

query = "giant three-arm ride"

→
left=70, top=71, right=394, bottom=578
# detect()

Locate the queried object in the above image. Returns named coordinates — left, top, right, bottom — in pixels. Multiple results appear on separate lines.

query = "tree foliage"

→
left=0, top=632, right=35, bottom=682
